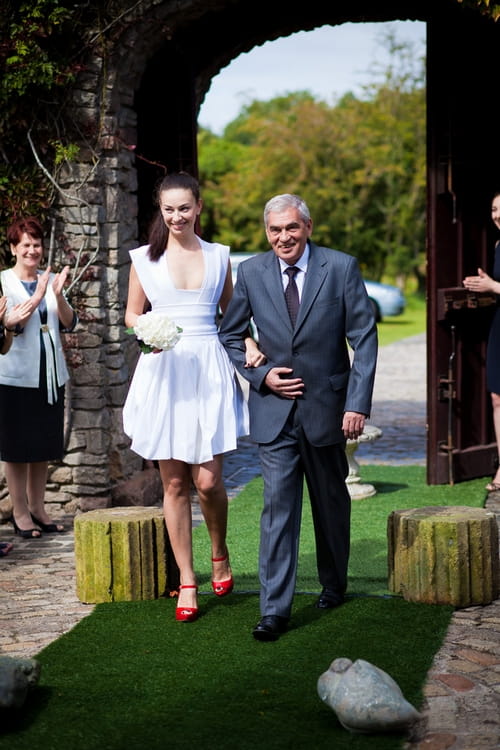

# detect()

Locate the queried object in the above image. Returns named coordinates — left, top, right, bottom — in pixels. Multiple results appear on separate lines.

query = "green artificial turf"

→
left=193, top=465, right=486, bottom=597
left=2, top=597, right=452, bottom=750
left=1, top=465, right=488, bottom=750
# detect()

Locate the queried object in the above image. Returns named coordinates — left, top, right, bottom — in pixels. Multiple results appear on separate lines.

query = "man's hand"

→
left=264, top=367, right=304, bottom=399
left=342, top=411, right=366, bottom=440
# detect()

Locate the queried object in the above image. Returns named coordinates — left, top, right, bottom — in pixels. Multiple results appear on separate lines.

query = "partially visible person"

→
left=0, top=217, right=77, bottom=538
left=0, top=293, right=13, bottom=354
left=123, top=172, right=265, bottom=623
left=463, top=191, right=500, bottom=491
left=0, top=293, right=13, bottom=552
left=220, top=193, right=378, bottom=641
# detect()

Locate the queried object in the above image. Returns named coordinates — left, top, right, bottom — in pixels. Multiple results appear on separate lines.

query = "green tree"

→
left=198, top=33, right=426, bottom=290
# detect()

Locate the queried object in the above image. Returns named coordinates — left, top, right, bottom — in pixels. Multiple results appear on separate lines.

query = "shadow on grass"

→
left=0, top=686, right=53, bottom=734
left=366, top=482, right=409, bottom=494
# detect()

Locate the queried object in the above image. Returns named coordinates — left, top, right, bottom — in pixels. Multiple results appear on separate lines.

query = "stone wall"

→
left=0, top=0, right=240, bottom=513
left=0, top=21, right=147, bottom=513
left=48, top=55, right=145, bottom=511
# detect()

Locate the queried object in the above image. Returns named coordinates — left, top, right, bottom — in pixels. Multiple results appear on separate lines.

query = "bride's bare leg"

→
left=159, top=458, right=197, bottom=609
left=192, top=455, right=232, bottom=582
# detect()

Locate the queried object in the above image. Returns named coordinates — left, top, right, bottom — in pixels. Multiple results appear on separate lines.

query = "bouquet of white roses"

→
left=126, top=311, right=182, bottom=354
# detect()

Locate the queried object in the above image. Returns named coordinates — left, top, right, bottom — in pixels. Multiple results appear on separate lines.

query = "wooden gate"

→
left=427, top=7, right=500, bottom=483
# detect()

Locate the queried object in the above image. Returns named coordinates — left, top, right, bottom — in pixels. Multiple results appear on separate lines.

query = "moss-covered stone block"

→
left=387, top=506, right=499, bottom=607
left=74, top=507, right=169, bottom=603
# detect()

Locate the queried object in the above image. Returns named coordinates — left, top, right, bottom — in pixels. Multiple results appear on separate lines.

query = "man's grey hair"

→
left=263, top=194, right=311, bottom=226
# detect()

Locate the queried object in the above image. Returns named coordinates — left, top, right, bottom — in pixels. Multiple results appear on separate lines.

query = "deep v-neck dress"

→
left=122, top=239, right=248, bottom=463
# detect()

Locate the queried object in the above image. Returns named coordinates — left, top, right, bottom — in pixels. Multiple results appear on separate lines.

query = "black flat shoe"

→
left=252, top=615, right=288, bottom=642
left=30, top=513, right=64, bottom=533
left=316, top=589, right=345, bottom=609
left=11, top=516, right=41, bottom=539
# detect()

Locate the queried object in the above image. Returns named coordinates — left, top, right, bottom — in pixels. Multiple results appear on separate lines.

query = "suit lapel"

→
left=261, top=252, right=294, bottom=331
left=294, top=243, right=327, bottom=331
left=259, top=244, right=328, bottom=333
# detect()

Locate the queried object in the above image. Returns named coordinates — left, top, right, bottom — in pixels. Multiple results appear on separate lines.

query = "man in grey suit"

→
left=220, top=193, right=378, bottom=641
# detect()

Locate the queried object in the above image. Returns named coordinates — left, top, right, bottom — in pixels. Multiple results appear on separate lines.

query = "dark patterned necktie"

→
left=284, top=266, right=300, bottom=326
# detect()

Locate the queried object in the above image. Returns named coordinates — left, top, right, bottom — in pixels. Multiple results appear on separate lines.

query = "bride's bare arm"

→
left=125, top=265, right=148, bottom=328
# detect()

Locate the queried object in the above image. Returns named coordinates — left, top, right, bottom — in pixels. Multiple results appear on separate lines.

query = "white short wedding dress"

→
left=123, top=238, right=248, bottom=464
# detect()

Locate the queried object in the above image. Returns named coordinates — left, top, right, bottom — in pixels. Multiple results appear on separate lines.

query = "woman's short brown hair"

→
left=6, top=217, right=44, bottom=246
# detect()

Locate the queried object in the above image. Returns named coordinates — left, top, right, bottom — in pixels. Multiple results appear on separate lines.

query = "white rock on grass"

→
left=0, top=656, right=41, bottom=709
left=317, top=657, right=421, bottom=734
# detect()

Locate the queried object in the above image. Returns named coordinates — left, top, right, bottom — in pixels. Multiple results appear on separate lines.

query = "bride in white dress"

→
left=123, top=172, right=265, bottom=622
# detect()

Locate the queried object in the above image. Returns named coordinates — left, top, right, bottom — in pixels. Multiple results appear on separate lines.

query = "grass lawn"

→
left=377, top=294, right=425, bottom=347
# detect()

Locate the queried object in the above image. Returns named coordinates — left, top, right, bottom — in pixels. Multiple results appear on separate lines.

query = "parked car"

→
left=230, top=253, right=406, bottom=322
left=364, top=280, right=406, bottom=321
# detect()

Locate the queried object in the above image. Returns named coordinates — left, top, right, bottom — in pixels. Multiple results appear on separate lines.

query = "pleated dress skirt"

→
left=123, top=330, right=248, bottom=464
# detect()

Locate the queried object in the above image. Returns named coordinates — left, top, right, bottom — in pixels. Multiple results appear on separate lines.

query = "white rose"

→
left=133, top=312, right=181, bottom=351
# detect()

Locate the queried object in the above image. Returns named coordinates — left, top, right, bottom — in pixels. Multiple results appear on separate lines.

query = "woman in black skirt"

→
left=463, top=191, right=500, bottom=491
left=0, top=217, right=77, bottom=537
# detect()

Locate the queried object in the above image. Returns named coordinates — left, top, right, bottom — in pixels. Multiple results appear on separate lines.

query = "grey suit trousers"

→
left=257, top=405, right=350, bottom=618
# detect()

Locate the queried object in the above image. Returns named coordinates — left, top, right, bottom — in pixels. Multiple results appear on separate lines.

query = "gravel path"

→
left=359, top=332, right=426, bottom=465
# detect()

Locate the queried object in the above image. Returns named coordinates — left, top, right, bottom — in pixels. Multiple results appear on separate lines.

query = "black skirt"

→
left=486, top=243, right=500, bottom=395
left=487, top=306, right=500, bottom=395
left=0, top=382, right=65, bottom=462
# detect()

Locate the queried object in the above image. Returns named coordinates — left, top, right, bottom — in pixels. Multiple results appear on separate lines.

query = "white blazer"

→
left=0, top=268, right=70, bottom=402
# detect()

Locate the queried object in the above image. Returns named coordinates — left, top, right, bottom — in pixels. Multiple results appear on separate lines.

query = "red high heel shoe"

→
left=211, top=552, right=234, bottom=597
left=175, top=585, right=198, bottom=622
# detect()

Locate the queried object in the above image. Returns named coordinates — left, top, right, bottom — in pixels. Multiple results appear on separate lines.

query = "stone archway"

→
left=49, top=0, right=490, bottom=510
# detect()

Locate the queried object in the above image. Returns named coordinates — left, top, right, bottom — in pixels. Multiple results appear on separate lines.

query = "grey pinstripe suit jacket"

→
left=219, top=242, right=378, bottom=446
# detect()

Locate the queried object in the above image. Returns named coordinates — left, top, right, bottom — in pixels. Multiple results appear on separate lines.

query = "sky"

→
left=198, top=21, right=426, bottom=134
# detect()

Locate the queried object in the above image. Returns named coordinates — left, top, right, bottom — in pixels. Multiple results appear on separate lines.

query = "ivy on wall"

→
left=0, top=0, right=127, bottom=263
left=1, top=2, right=78, bottom=236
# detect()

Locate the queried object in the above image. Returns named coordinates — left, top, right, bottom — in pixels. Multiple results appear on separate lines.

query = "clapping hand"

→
left=5, top=267, right=51, bottom=328
left=33, top=267, right=51, bottom=303
left=52, top=265, right=70, bottom=297
left=3, top=299, right=33, bottom=329
left=463, top=267, right=494, bottom=293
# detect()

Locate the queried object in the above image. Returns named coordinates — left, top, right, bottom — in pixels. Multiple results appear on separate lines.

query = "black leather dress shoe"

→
left=252, top=615, right=288, bottom=641
left=316, top=589, right=344, bottom=609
